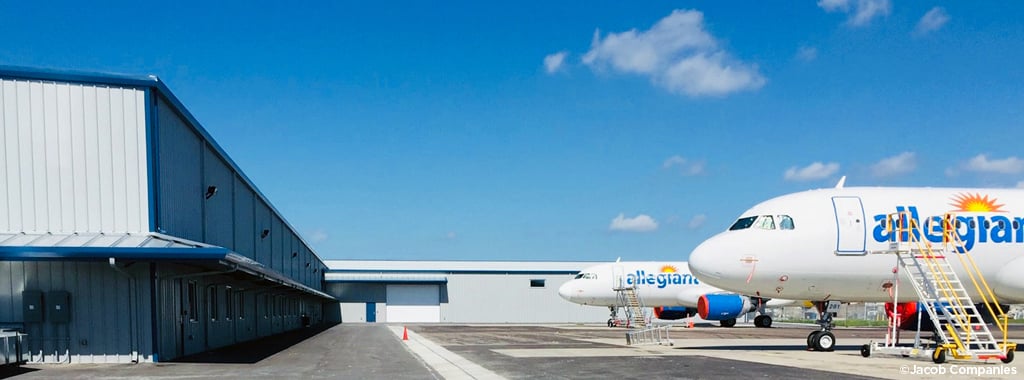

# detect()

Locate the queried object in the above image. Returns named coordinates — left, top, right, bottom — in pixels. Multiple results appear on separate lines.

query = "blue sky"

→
left=3, top=1, right=1024, bottom=261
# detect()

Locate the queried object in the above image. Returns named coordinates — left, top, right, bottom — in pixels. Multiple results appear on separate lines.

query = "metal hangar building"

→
left=0, top=67, right=334, bottom=364
left=325, top=260, right=608, bottom=323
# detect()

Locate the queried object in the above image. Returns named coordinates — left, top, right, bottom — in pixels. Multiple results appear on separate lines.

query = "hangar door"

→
left=386, top=284, right=440, bottom=323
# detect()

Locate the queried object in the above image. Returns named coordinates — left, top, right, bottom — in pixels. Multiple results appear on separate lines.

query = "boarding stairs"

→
left=613, top=285, right=647, bottom=329
left=873, top=212, right=1014, bottom=363
left=612, top=281, right=673, bottom=346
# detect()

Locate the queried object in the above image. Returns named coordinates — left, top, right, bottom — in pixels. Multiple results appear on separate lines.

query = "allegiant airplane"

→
left=688, top=180, right=1024, bottom=352
left=558, top=261, right=791, bottom=328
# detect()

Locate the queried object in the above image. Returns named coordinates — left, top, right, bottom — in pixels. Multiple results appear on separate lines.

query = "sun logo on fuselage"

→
left=950, top=193, right=1004, bottom=213
left=660, top=265, right=678, bottom=273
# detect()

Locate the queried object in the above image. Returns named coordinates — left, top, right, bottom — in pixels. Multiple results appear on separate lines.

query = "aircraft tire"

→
left=807, top=331, right=820, bottom=349
left=860, top=344, right=871, bottom=357
left=720, top=318, right=736, bottom=328
left=813, top=331, right=836, bottom=352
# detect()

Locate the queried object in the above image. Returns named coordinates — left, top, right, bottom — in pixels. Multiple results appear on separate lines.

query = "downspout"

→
left=109, top=258, right=139, bottom=363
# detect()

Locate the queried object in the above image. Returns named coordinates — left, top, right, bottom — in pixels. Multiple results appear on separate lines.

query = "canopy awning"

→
left=0, top=232, right=334, bottom=300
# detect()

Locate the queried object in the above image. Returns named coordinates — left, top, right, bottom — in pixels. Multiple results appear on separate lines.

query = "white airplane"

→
left=558, top=261, right=789, bottom=328
left=688, top=181, right=1024, bottom=351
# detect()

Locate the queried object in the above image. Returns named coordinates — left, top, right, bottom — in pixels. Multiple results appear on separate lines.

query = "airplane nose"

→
left=557, top=281, right=575, bottom=301
left=688, top=236, right=724, bottom=281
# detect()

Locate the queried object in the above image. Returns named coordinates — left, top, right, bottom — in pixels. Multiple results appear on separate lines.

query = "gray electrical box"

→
left=23, top=290, right=43, bottom=323
left=47, top=291, right=70, bottom=323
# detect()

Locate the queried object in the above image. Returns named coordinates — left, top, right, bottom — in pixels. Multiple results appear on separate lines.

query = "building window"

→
left=530, top=279, right=545, bottom=288
left=237, top=289, right=245, bottom=320
left=225, top=287, right=234, bottom=320
left=208, top=286, right=218, bottom=321
left=187, top=281, right=198, bottom=322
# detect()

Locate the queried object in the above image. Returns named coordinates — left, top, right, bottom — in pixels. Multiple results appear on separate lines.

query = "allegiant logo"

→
left=625, top=270, right=700, bottom=288
left=871, top=206, right=1024, bottom=252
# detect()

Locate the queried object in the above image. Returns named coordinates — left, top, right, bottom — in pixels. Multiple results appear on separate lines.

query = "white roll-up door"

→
left=385, top=284, right=440, bottom=323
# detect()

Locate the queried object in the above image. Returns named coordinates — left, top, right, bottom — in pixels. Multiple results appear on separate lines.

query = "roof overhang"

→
left=0, top=232, right=334, bottom=300
left=324, top=273, right=448, bottom=283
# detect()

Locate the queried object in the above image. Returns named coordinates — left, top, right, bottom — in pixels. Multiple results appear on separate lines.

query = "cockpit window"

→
left=778, top=215, right=794, bottom=230
left=730, top=215, right=794, bottom=231
left=729, top=216, right=758, bottom=230
left=573, top=273, right=597, bottom=280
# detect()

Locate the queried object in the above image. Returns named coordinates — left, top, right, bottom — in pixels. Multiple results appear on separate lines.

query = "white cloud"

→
left=871, top=152, right=917, bottom=177
left=609, top=213, right=658, bottom=232
left=796, top=46, right=818, bottom=62
left=662, top=155, right=705, bottom=176
left=818, top=0, right=891, bottom=27
left=784, top=162, right=840, bottom=181
left=309, top=229, right=328, bottom=243
left=543, top=51, right=568, bottom=74
left=583, top=9, right=765, bottom=97
left=914, top=7, right=950, bottom=36
left=963, top=154, right=1024, bottom=174
left=687, top=214, right=707, bottom=229
left=445, top=231, right=457, bottom=240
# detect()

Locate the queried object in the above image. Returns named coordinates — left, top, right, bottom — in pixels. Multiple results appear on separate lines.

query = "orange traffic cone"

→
left=687, top=319, right=694, bottom=329
left=402, top=326, right=409, bottom=340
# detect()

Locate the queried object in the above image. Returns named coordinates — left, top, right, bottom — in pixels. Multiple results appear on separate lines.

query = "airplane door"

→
left=832, top=196, right=867, bottom=254
left=612, top=266, right=625, bottom=289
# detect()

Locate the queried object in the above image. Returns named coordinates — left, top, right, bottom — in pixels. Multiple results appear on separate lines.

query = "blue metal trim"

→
left=0, top=246, right=231, bottom=260
left=144, top=88, right=159, bottom=232
left=0, top=65, right=157, bottom=89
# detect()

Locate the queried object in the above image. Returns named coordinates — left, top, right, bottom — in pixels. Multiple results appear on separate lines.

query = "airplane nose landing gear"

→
left=806, top=301, right=839, bottom=352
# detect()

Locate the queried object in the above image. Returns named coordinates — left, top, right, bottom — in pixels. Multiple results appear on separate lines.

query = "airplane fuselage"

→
left=688, top=187, right=1024, bottom=304
left=558, top=262, right=714, bottom=307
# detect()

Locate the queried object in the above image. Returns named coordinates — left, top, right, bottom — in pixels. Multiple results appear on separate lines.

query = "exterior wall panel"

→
left=203, top=147, right=234, bottom=249
left=0, top=261, right=152, bottom=364
left=232, top=176, right=255, bottom=259
left=0, top=79, right=148, bottom=234
left=254, top=201, right=272, bottom=267
left=156, top=96, right=202, bottom=241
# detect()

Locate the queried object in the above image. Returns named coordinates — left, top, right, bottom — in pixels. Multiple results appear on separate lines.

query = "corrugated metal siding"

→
left=271, top=216, right=283, bottom=274
left=0, top=79, right=149, bottom=234
left=440, top=274, right=606, bottom=323
left=232, top=176, right=255, bottom=259
left=156, top=96, right=202, bottom=241
left=202, top=147, right=234, bottom=250
left=253, top=201, right=272, bottom=267
left=0, top=261, right=152, bottom=364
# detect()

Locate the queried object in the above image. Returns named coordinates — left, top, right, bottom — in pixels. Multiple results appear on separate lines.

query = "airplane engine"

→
left=884, top=301, right=1006, bottom=332
left=884, top=302, right=924, bottom=331
left=993, top=256, right=1024, bottom=302
left=697, top=294, right=753, bottom=320
left=653, top=306, right=696, bottom=320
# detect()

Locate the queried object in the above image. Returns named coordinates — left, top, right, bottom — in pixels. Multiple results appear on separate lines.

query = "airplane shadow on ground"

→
left=172, top=322, right=339, bottom=364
